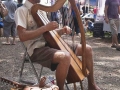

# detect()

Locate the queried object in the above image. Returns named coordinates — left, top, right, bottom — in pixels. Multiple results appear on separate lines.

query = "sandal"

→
left=116, top=46, right=120, bottom=51
left=11, top=43, right=16, bottom=45
left=111, top=45, right=117, bottom=48
left=2, top=42, right=11, bottom=45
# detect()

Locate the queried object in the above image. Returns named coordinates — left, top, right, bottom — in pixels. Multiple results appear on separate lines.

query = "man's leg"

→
left=6, top=37, right=10, bottom=44
left=12, top=36, right=16, bottom=44
left=110, top=19, right=119, bottom=47
left=31, top=47, right=71, bottom=90
left=75, top=44, right=101, bottom=90
left=112, top=35, right=118, bottom=46
left=11, top=22, right=16, bottom=45
left=52, top=51, right=71, bottom=90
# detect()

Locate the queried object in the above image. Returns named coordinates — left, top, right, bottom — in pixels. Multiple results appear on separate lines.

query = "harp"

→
left=31, top=0, right=89, bottom=84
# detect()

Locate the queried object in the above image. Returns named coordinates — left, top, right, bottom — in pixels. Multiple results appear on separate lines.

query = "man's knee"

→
left=59, top=51, right=71, bottom=66
left=86, top=44, right=92, bottom=54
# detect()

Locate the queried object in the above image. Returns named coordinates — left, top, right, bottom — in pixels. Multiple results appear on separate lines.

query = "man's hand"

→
left=63, top=26, right=72, bottom=34
left=45, top=21, right=59, bottom=32
left=105, top=17, right=109, bottom=24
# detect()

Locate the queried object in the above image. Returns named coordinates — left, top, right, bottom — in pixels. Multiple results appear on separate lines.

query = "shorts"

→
left=109, top=19, right=119, bottom=35
left=3, top=21, right=16, bottom=37
left=94, top=14, right=96, bottom=19
left=30, top=43, right=78, bottom=71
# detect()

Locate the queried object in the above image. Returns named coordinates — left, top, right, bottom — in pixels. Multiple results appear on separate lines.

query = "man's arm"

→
left=56, top=26, right=72, bottom=36
left=118, top=6, right=120, bottom=14
left=104, top=5, right=109, bottom=24
left=17, top=21, right=59, bottom=42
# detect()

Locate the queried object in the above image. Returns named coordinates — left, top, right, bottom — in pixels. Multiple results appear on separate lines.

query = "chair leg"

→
left=39, top=66, right=43, bottom=79
left=65, top=81, right=70, bottom=90
left=73, top=81, right=84, bottom=90
left=80, top=81, right=83, bottom=90
left=28, top=59, right=39, bottom=83
left=19, top=51, right=40, bottom=85
left=19, top=52, right=26, bottom=82
left=74, top=83, right=77, bottom=90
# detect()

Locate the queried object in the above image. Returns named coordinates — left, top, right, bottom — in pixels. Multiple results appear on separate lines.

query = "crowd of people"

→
left=0, top=0, right=23, bottom=45
left=0, top=0, right=97, bottom=45
left=0, top=0, right=120, bottom=90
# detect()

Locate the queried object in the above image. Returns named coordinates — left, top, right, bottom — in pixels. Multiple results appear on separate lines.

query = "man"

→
left=104, top=0, right=120, bottom=50
left=2, top=0, right=17, bottom=45
left=15, top=0, right=101, bottom=90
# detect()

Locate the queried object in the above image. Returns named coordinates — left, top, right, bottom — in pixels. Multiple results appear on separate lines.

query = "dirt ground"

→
left=0, top=34, right=120, bottom=90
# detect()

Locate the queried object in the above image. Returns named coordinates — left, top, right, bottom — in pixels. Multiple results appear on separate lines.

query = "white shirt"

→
left=15, top=0, right=47, bottom=56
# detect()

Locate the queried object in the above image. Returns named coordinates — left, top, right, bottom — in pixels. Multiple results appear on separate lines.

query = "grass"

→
left=85, top=30, right=93, bottom=37
left=85, top=30, right=112, bottom=38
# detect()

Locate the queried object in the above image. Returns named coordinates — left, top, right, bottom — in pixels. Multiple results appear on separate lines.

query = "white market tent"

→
left=14, top=0, right=106, bottom=17
left=97, top=0, right=106, bottom=16
left=82, top=0, right=106, bottom=16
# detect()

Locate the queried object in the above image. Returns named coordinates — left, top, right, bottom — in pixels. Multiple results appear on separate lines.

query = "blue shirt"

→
left=71, top=3, right=80, bottom=17
left=4, top=0, right=17, bottom=22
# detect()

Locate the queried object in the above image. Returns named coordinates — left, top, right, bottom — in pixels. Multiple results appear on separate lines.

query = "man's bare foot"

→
left=39, top=76, right=46, bottom=87
left=39, top=76, right=55, bottom=88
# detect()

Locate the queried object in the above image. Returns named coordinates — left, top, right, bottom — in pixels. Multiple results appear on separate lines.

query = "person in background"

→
left=84, top=18, right=94, bottom=32
left=0, top=0, right=8, bottom=37
left=51, top=11, right=59, bottom=24
left=104, top=0, right=120, bottom=50
left=50, top=0, right=59, bottom=24
left=17, top=0, right=23, bottom=8
left=71, top=0, right=81, bottom=37
left=82, top=5, right=85, bottom=17
left=57, top=10, right=62, bottom=27
left=85, top=4, right=88, bottom=14
left=2, top=0, right=17, bottom=45
left=60, top=5, right=69, bottom=26
left=93, top=6, right=98, bottom=20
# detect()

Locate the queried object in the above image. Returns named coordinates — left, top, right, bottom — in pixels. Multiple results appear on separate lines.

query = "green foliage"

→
left=85, top=30, right=93, bottom=37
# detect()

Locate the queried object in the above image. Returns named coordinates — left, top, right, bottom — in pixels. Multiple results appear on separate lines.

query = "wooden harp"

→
left=31, top=0, right=89, bottom=84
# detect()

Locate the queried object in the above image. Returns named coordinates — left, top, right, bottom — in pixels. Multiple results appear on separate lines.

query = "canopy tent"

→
left=13, top=0, right=105, bottom=17
left=97, top=0, right=105, bottom=16
left=80, top=0, right=106, bottom=16
left=80, top=0, right=98, bottom=6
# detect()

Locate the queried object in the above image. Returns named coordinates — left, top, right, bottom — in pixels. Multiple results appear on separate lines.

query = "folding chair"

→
left=19, top=42, right=70, bottom=89
left=19, top=42, right=43, bottom=85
